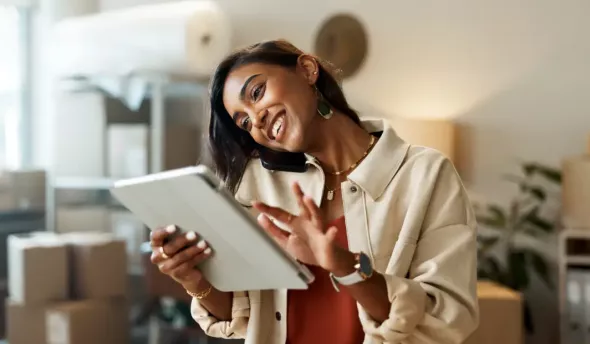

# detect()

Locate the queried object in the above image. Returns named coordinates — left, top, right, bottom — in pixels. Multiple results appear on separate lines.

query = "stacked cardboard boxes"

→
left=465, top=281, right=523, bottom=344
left=5, top=232, right=129, bottom=344
left=561, top=133, right=590, bottom=230
left=6, top=233, right=68, bottom=344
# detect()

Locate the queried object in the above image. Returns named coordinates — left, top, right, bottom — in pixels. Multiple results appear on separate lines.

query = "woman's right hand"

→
left=150, top=225, right=213, bottom=293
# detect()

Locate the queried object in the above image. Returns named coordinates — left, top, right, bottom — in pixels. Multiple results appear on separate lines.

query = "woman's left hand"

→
left=253, top=182, right=341, bottom=271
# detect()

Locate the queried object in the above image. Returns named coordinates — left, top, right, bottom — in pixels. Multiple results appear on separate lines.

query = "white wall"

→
left=97, top=0, right=590, bottom=203
left=35, top=0, right=590, bottom=342
left=31, top=0, right=98, bottom=170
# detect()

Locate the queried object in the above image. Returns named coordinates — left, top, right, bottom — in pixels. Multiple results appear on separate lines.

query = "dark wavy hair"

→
left=207, top=39, right=360, bottom=194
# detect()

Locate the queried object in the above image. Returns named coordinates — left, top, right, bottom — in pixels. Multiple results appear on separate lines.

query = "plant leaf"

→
left=523, top=186, right=546, bottom=201
left=478, top=256, right=505, bottom=283
left=488, top=205, right=507, bottom=226
left=522, top=163, right=536, bottom=177
left=476, top=205, right=507, bottom=229
left=522, top=224, right=549, bottom=238
left=509, top=200, right=520, bottom=230
left=508, top=250, right=529, bottom=290
left=524, top=249, right=553, bottom=289
left=515, top=205, right=540, bottom=230
left=523, top=300, right=535, bottom=333
left=476, top=216, right=505, bottom=229
left=501, top=174, right=526, bottom=187
left=526, top=213, right=554, bottom=232
left=477, top=236, right=500, bottom=251
left=531, top=163, right=562, bottom=184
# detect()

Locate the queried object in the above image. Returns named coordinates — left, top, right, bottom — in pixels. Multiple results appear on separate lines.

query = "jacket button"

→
left=350, top=185, right=358, bottom=193
left=275, top=311, right=282, bottom=321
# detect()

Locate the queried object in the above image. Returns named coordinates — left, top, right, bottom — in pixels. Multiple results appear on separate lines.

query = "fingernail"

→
left=258, top=213, right=269, bottom=224
left=204, top=247, right=212, bottom=255
left=166, top=225, right=176, bottom=233
left=197, top=240, right=207, bottom=249
left=186, top=232, right=196, bottom=241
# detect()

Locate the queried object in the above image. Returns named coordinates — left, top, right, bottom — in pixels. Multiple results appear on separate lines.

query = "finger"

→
left=303, top=196, right=323, bottom=229
left=292, top=182, right=310, bottom=219
left=159, top=245, right=201, bottom=273
left=171, top=248, right=212, bottom=279
left=325, top=226, right=339, bottom=243
left=152, top=246, right=176, bottom=265
left=150, top=225, right=178, bottom=248
left=257, top=213, right=289, bottom=246
left=163, top=230, right=199, bottom=257
left=252, top=202, right=293, bottom=224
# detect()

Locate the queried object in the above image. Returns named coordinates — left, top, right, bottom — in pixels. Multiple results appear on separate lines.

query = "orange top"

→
left=286, top=216, right=365, bottom=344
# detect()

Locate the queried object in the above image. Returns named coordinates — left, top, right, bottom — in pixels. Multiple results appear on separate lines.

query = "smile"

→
left=269, top=111, right=286, bottom=141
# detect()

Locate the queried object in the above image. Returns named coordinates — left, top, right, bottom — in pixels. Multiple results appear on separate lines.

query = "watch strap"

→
left=329, top=271, right=363, bottom=292
left=334, top=271, right=364, bottom=285
left=329, top=252, right=373, bottom=292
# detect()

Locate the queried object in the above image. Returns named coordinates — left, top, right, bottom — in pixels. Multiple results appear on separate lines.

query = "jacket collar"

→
left=307, top=117, right=410, bottom=201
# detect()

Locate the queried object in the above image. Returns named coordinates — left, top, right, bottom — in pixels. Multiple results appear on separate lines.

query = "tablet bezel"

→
left=111, top=165, right=315, bottom=291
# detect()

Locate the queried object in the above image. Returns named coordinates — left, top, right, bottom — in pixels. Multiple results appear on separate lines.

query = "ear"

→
left=296, top=55, right=319, bottom=85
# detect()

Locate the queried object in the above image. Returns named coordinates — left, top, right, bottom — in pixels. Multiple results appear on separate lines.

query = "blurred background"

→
left=0, top=0, right=589, bottom=343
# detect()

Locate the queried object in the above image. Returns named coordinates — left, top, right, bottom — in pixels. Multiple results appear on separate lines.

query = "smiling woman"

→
left=149, top=39, right=480, bottom=344
left=207, top=40, right=362, bottom=193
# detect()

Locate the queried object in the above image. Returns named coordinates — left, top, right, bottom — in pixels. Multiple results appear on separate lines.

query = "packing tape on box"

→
left=562, top=156, right=590, bottom=229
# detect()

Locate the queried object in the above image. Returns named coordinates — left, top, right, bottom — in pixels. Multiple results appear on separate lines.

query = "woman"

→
left=150, top=39, right=479, bottom=344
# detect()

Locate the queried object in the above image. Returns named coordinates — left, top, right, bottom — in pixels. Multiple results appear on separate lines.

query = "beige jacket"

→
left=191, top=118, right=479, bottom=344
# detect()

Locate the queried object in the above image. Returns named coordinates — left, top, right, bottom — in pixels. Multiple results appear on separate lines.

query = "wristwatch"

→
left=329, top=251, right=373, bottom=292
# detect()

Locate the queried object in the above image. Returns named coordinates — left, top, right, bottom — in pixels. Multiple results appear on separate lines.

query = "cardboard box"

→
left=0, top=170, right=46, bottom=212
left=46, top=298, right=129, bottom=344
left=110, top=210, right=148, bottom=274
left=7, top=233, right=68, bottom=305
left=107, top=124, right=148, bottom=178
left=562, top=156, right=590, bottom=229
left=56, top=206, right=109, bottom=234
left=162, top=124, right=201, bottom=170
left=5, top=299, right=50, bottom=344
left=465, top=281, right=523, bottom=344
left=62, top=233, right=127, bottom=299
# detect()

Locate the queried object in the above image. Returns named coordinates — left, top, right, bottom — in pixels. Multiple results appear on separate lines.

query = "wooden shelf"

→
left=566, top=256, right=590, bottom=266
left=53, top=177, right=118, bottom=190
left=561, top=229, right=590, bottom=239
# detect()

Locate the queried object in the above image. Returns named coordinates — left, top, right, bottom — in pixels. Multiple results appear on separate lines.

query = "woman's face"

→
left=222, top=58, right=319, bottom=152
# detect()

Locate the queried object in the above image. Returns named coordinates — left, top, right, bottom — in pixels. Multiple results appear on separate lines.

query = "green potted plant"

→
left=474, top=162, right=561, bottom=333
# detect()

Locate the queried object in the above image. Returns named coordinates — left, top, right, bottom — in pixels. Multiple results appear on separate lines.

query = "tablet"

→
left=110, top=165, right=314, bottom=292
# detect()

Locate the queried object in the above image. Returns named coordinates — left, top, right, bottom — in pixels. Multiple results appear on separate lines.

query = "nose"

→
left=250, top=109, right=268, bottom=129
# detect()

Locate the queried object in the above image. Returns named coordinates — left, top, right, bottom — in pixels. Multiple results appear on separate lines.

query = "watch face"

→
left=358, top=252, right=373, bottom=277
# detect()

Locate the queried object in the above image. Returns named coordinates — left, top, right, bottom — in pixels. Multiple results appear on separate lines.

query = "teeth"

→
left=272, top=116, right=284, bottom=138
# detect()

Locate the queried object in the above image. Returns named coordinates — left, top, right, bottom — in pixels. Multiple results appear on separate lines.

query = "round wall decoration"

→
left=314, top=13, right=368, bottom=79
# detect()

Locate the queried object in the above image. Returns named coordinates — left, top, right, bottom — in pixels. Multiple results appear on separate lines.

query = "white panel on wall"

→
left=53, top=91, right=105, bottom=177
left=49, top=0, right=98, bottom=20
left=0, top=0, right=34, bottom=6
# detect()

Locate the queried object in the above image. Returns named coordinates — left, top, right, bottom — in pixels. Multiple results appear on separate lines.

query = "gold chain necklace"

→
left=324, top=135, right=376, bottom=176
left=324, top=135, right=377, bottom=201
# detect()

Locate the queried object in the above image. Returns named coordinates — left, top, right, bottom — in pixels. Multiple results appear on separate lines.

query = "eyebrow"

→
left=239, top=74, right=261, bottom=101
left=232, top=73, right=261, bottom=122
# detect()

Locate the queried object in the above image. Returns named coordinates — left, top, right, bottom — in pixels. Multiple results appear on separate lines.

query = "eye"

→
left=239, top=116, right=251, bottom=131
left=251, top=83, right=265, bottom=101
